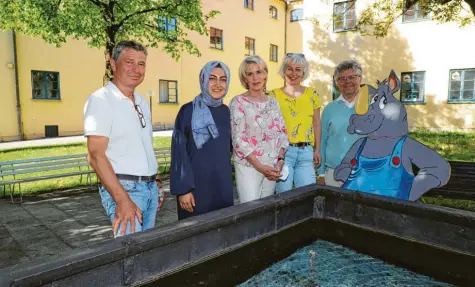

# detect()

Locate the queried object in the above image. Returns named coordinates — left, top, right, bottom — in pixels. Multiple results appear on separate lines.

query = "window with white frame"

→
left=244, top=0, right=254, bottom=10
left=245, top=37, right=255, bottom=56
left=159, top=80, right=178, bottom=104
left=210, top=27, right=223, bottom=50
left=403, top=2, right=430, bottom=22
left=158, top=16, right=177, bottom=40
left=290, top=8, right=304, bottom=22
left=400, top=71, right=425, bottom=103
left=449, top=69, right=475, bottom=103
left=269, top=6, right=278, bottom=19
left=158, top=16, right=177, bottom=32
left=270, top=44, right=278, bottom=62
left=333, top=1, right=356, bottom=32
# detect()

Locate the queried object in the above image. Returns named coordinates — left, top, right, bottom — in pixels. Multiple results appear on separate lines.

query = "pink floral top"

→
left=230, top=95, right=289, bottom=167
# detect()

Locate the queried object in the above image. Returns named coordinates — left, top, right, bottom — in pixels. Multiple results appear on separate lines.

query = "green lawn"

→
left=0, top=131, right=473, bottom=213
left=409, top=129, right=475, bottom=162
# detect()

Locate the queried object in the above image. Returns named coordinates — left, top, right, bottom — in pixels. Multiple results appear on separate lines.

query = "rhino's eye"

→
left=371, top=95, right=378, bottom=104
left=379, top=96, right=387, bottom=110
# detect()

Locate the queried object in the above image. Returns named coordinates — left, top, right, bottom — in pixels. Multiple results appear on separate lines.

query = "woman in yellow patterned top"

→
left=269, top=53, right=322, bottom=193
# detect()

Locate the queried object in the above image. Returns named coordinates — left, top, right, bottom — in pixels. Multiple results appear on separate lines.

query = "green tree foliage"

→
left=0, top=0, right=219, bottom=80
left=334, top=0, right=475, bottom=37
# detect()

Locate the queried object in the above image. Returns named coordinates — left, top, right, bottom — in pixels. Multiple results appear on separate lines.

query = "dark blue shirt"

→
left=170, top=102, right=234, bottom=220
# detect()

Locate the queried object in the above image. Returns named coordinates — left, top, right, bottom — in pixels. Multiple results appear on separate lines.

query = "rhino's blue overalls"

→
left=342, top=136, right=415, bottom=200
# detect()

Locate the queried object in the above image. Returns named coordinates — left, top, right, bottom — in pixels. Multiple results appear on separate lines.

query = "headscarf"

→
left=191, top=61, right=231, bottom=149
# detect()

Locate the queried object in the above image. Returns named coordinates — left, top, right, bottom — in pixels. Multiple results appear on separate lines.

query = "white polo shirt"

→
left=83, top=82, right=158, bottom=176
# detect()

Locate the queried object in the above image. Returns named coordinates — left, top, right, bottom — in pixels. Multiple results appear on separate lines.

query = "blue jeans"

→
left=276, top=145, right=316, bottom=193
left=99, top=180, right=159, bottom=237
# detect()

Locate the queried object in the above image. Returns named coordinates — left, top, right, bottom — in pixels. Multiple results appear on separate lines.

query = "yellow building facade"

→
left=0, top=0, right=474, bottom=142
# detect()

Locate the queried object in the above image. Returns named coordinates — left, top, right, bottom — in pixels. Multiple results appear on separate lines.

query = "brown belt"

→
left=116, top=174, right=157, bottom=182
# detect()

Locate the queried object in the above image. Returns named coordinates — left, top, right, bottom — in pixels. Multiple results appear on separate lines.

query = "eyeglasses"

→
left=336, top=75, right=361, bottom=82
left=286, top=53, right=305, bottom=58
left=134, top=105, right=146, bottom=128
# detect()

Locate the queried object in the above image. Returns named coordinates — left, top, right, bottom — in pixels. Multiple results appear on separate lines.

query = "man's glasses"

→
left=286, top=53, right=305, bottom=58
left=134, top=105, right=146, bottom=128
left=336, top=75, right=361, bottom=83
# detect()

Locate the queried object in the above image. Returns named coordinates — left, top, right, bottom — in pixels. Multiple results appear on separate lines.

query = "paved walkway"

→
left=0, top=130, right=173, bottom=150
left=0, top=181, right=179, bottom=270
left=0, top=181, right=241, bottom=270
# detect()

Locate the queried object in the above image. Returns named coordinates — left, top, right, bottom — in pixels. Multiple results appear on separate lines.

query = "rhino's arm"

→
left=404, top=138, right=451, bottom=201
left=334, top=138, right=365, bottom=183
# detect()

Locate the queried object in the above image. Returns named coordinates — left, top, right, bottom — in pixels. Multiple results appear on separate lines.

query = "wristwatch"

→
left=277, top=156, right=285, bottom=162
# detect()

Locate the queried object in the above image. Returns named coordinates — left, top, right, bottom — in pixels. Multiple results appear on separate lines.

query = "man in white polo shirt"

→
left=84, top=40, right=161, bottom=237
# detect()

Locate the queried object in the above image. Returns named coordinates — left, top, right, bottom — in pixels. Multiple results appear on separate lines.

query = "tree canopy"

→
left=332, top=0, right=475, bottom=37
left=0, top=0, right=219, bottom=79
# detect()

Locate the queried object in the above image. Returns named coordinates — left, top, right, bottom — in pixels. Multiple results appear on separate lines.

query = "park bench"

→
left=0, top=147, right=171, bottom=203
left=427, top=161, right=475, bottom=200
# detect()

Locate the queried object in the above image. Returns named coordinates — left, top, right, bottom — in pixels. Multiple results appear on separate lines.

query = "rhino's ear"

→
left=388, top=69, right=401, bottom=94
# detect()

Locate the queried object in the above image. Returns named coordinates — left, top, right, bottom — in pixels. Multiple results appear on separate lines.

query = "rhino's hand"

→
left=334, top=163, right=351, bottom=183
left=347, top=124, right=356, bottom=135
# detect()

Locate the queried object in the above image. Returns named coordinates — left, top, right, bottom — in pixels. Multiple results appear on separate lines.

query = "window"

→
left=158, top=16, right=177, bottom=32
left=400, top=72, right=425, bottom=103
left=269, top=6, right=278, bottom=19
left=333, top=1, right=356, bottom=32
left=158, top=16, right=177, bottom=41
left=449, top=69, right=475, bottom=103
left=159, top=80, right=178, bottom=104
left=244, top=0, right=254, bottom=10
left=245, top=37, right=255, bottom=56
left=210, top=27, right=223, bottom=50
left=31, top=71, right=60, bottom=100
left=290, top=8, right=304, bottom=22
left=403, top=2, right=430, bottom=22
left=270, top=44, right=278, bottom=62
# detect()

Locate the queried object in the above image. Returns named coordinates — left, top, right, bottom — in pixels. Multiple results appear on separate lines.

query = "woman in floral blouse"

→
left=230, top=55, right=289, bottom=203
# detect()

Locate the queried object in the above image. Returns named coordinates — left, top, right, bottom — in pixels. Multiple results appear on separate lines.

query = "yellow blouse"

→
left=269, top=87, right=322, bottom=146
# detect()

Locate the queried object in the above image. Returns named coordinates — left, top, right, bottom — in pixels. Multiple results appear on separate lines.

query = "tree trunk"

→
left=103, top=41, right=114, bottom=85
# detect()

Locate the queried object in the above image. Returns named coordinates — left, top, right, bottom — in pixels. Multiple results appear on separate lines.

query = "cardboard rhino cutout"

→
left=334, top=70, right=451, bottom=201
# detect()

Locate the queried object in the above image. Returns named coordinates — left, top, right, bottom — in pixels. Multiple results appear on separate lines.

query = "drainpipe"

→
left=282, top=0, right=289, bottom=87
left=284, top=0, right=288, bottom=56
left=11, top=29, right=24, bottom=140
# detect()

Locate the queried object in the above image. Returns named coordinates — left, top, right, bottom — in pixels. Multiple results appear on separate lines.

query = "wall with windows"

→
left=298, top=0, right=475, bottom=131
left=0, top=0, right=287, bottom=140
left=2, top=0, right=472, bottom=141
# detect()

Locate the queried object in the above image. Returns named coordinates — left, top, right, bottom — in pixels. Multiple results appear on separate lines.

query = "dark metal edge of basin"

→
left=0, top=185, right=473, bottom=287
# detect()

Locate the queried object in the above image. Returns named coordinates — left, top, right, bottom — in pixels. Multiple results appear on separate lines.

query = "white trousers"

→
left=235, top=163, right=276, bottom=204
left=325, top=168, right=344, bottom=188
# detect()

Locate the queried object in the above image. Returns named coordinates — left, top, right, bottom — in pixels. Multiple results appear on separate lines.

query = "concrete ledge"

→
left=1, top=185, right=474, bottom=287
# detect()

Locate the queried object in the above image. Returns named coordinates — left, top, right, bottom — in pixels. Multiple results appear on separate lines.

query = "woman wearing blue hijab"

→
left=170, top=61, right=234, bottom=220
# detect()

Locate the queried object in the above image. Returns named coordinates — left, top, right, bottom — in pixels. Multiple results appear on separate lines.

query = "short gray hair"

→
left=333, top=60, right=362, bottom=79
left=238, top=55, right=268, bottom=90
left=111, top=40, right=148, bottom=62
left=278, top=53, right=309, bottom=80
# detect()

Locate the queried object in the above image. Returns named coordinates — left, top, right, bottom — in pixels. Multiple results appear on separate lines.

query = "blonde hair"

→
left=238, top=55, right=269, bottom=90
left=278, top=53, right=309, bottom=80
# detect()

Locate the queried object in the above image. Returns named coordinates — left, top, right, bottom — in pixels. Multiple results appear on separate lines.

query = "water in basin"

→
left=238, top=240, right=452, bottom=287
